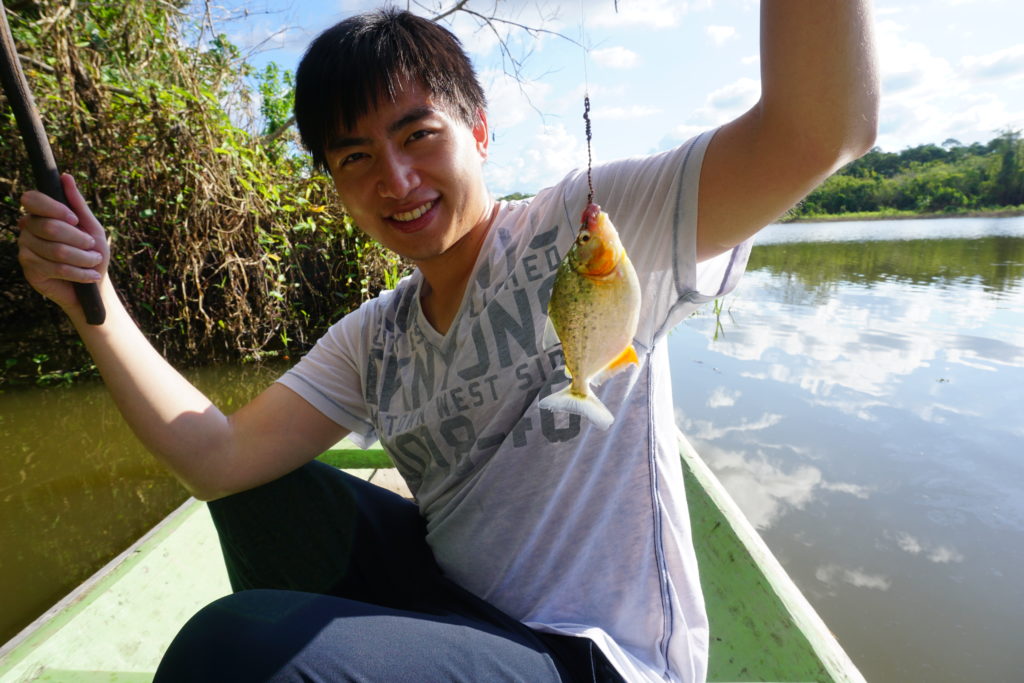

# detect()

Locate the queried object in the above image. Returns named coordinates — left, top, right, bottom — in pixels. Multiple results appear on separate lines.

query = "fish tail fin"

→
left=592, top=344, right=639, bottom=387
left=539, top=386, right=614, bottom=430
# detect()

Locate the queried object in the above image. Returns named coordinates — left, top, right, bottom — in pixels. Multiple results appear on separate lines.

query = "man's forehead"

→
left=335, top=80, right=439, bottom=130
left=328, top=105, right=441, bottom=150
left=327, top=88, right=475, bottom=150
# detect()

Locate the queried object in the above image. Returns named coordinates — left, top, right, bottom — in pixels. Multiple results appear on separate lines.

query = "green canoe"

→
left=0, top=432, right=864, bottom=682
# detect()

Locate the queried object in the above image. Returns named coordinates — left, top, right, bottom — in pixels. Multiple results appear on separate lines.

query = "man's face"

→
left=324, top=81, right=491, bottom=268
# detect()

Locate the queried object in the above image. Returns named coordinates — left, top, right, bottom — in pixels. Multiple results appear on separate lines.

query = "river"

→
left=670, top=215, right=1024, bottom=682
left=0, top=362, right=286, bottom=645
left=2, top=216, right=1022, bottom=681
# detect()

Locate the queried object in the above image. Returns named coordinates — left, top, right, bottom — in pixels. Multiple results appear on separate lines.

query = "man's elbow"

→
left=842, top=111, right=879, bottom=162
left=166, top=455, right=241, bottom=502
left=189, top=483, right=230, bottom=502
left=829, top=89, right=881, bottom=167
left=804, top=112, right=879, bottom=177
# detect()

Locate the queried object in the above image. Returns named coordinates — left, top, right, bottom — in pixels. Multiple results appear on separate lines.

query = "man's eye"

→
left=408, top=129, right=433, bottom=142
left=340, top=152, right=367, bottom=167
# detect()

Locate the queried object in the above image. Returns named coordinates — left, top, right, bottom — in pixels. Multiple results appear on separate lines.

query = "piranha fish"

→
left=539, top=202, right=641, bottom=430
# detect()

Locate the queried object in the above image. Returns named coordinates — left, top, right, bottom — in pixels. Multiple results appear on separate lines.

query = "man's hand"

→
left=17, top=173, right=108, bottom=312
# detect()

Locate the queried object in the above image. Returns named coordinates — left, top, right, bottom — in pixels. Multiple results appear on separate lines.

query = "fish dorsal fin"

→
left=591, top=344, right=639, bottom=387
left=542, top=315, right=560, bottom=350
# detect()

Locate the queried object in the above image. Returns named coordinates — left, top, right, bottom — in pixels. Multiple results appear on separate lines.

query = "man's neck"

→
left=417, top=201, right=498, bottom=335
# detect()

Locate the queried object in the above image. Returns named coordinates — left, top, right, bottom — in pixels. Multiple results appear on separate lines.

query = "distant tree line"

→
left=786, top=131, right=1024, bottom=219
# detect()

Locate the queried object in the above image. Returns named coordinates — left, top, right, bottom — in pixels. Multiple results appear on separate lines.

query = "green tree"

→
left=787, top=131, right=1024, bottom=220
left=0, top=0, right=400, bottom=384
left=991, top=130, right=1024, bottom=206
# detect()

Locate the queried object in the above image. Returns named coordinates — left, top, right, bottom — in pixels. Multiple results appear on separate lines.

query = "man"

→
left=17, top=4, right=877, bottom=681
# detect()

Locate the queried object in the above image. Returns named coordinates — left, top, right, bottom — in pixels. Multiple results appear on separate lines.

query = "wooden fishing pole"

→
left=0, top=3, right=105, bottom=324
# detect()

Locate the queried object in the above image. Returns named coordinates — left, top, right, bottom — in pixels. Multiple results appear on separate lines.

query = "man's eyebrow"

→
left=388, top=106, right=436, bottom=135
left=327, top=106, right=438, bottom=151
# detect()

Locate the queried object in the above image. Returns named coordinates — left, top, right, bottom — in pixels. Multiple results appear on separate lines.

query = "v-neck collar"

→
left=411, top=201, right=509, bottom=348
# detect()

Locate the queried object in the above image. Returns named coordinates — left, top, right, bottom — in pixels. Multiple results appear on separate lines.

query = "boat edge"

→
left=0, top=497, right=200, bottom=673
left=677, top=428, right=866, bottom=683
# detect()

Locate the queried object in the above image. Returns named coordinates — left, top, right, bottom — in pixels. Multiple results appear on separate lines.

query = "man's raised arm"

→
left=696, top=0, right=880, bottom=261
left=18, top=174, right=348, bottom=501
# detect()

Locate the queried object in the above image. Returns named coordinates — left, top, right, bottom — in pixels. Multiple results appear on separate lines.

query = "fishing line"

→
left=579, top=0, right=594, bottom=207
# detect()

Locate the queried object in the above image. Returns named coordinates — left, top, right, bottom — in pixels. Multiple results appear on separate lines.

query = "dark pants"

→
left=154, top=461, right=624, bottom=682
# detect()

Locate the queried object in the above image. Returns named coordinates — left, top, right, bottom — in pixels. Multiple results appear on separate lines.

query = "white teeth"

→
left=392, top=201, right=434, bottom=222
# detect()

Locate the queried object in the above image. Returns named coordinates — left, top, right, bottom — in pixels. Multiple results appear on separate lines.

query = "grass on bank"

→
left=316, top=448, right=392, bottom=469
left=781, top=204, right=1024, bottom=223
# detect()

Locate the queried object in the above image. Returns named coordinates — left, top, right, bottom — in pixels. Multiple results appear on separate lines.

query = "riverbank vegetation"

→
left=784, top=132, right=1024, bottom=221
left=0, top=0, right=404, bottom=385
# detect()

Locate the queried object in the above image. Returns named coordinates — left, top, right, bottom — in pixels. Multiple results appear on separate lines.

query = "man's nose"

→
left=377, top=151, right=419, bottom=199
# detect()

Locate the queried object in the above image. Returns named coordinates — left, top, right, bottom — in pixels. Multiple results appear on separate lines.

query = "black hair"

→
left=294, top=7, right=487, bottom=173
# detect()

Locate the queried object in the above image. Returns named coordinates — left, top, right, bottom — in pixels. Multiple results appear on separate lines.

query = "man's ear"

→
left=472, top=108, right=489, bottom=159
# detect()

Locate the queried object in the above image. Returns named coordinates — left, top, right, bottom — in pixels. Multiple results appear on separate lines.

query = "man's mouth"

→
left=391, top=200, right=436, bottom=223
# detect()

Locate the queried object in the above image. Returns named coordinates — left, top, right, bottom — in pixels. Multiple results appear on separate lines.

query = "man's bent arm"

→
left=67, top=278, right=348, bottom=500
left=697, top=0, right=880, bottom=261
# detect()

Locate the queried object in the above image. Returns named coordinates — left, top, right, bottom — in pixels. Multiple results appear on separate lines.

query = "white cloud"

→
left=816, top=564, right=892, bottom=591
left=682, top=438, right=873, bottom=530
left=961, top=45, right=1024, bottom=82
left=700, top=445, right=822, bottom=529
left=876, top=20, right=956, bottom=97
left=707, top=386, right=740, bottom=408
left=684, top=77, right=761, bottom=128
left=706, top=25, right=737, bottom=46
left=590, top=46, right=639, bottom=69
left=821, top=482, right=872, bottom=499
left=893, top=531, right=924, bottom=554
left=681, top=270, right=1024, bottom=403
left=484, top=122, right=586, bottom=195
left=587, top=0, right=700, bottom=29
left=682, top=412, right=783, bottom=441
left=871, top=18, right=1024, bottom=150
left=481, top=69, right=552, bottom=131
left=887, top=531, right=965, bottom=564
left=708, top=77, right=760, bottom=110
left=928, top=545, right=965, bottom=564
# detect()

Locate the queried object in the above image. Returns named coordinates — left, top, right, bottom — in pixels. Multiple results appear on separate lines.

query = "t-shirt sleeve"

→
left=551, top=128, right=752, bottom=347
left=275, top=301, right=379, bottom=448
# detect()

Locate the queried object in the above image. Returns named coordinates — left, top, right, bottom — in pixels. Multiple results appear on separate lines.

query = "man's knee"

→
left=154, top=590, right=327, bottom=682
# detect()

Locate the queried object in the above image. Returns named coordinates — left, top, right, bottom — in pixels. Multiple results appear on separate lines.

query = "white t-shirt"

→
left=277, top=129, right=751, bottom=682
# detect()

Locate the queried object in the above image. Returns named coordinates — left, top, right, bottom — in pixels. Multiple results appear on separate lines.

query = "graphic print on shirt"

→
left=361, top=221, right=617, bottom=492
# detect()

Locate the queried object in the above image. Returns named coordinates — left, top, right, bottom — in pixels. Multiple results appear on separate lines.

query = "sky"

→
left=200, top=0, right=1024, bottom=197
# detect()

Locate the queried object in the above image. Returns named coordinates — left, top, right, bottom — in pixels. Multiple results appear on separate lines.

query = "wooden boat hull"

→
left=0, top=434, right=863, bottom=682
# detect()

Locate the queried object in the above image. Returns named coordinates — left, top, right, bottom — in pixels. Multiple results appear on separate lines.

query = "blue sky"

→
left=202, top=0, right=1024, bottom=197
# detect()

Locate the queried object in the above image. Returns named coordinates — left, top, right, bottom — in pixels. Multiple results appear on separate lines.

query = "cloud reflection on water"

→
left=670, top=221, right=1024, bottom=681
left=699, top=275, right=1023, bottom=404
left=673, top=224, right=1024, bottom=535
left=815, top=564, right=892, bottom=592
left=680, top=427, right=872, bottom=531
left=886, top=530, right=965, bottom=564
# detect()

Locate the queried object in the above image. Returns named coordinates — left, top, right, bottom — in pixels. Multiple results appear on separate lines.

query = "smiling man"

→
left=17, top=5, right=877, bottom=682
left=319, top=80, right=495, bottom=334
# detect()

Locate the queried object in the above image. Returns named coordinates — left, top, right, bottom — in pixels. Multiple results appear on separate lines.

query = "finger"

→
left=18, top=239, right=102, bottom=283
left=61, top=174, right=107, bottom=245
left=19, top=189, right=79, bottom=224
left=19, top=227, right=103, bottom=269
left=17, top=214, right=96, bottom=251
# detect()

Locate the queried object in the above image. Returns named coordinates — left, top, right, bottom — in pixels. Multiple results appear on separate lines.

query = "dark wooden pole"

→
left=0, top=4, right=105, bottom=324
